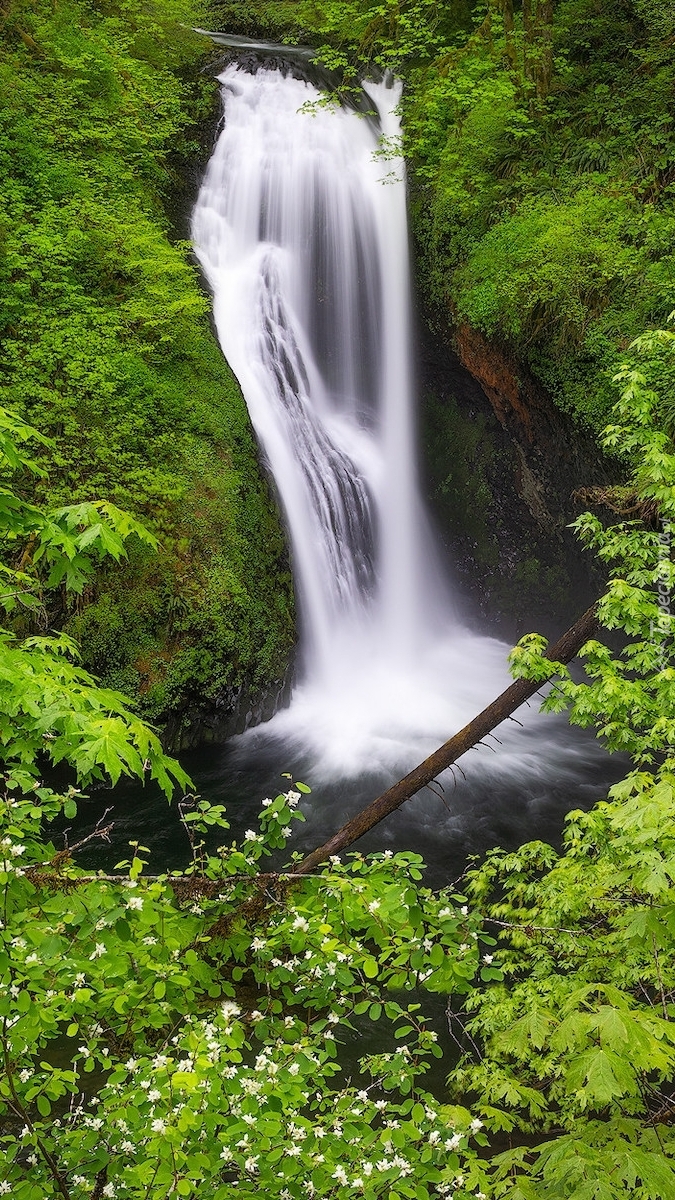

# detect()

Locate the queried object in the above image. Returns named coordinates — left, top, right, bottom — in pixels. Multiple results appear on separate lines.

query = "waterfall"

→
left=192, top=63, right=605, bottom=789
left=193, top=66, right=429, bottom=672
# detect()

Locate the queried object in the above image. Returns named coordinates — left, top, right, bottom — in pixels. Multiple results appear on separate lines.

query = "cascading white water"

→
left=193, top=63, right=606, bottom=790
left=193, top=66, right=429, bottom=676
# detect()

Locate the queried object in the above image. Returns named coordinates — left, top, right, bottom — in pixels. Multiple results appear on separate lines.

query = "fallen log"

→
left=293, top=603, right=599, bottom=875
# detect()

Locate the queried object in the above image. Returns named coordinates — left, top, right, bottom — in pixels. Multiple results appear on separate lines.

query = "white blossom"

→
left=151, top=1119, right=166, bottom=1134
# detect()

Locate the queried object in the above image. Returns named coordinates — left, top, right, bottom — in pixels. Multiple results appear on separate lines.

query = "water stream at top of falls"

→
left=191, top=63, right=614, bottom=799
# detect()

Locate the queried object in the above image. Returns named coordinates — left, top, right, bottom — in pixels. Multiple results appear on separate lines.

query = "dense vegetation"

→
left=2, top=1, right=675, bottom=1197
left=0, top=337, right=673, bottom=1197
left=0, top=0, right=295, bottom=737
left=220, top=0, right=675, bottom=431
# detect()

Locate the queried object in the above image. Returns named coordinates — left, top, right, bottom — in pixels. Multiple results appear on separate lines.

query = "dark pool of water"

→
left=59, top=713, right=626, bottom=892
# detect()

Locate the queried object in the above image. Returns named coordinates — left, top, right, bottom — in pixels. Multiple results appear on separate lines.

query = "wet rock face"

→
left=162, top=660, right=296, bottom=754
left=419, top=318, right=614, bottom=642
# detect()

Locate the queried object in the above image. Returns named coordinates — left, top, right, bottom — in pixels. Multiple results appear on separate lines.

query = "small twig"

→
left=485, top=916, right=600, bottom=937
left=425, top=780, right=445, bottom=800
left=65, top=809, right=115, bottom=854
left=445, top=1001, right=483, bottom=1061
left=652, top=934, right=669, bottom=1021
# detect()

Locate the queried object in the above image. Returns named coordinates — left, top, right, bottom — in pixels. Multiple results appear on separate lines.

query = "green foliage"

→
left=1, top=769, right=498, bottom=1199
left=414, top=0, right=675, bottom=429
left=458, top=767, right=675, bottom=1197
left=2, top=4, right=675, bottom=1194
left=0, top=404, right=188, bottom=800
left=1, top=0, right=295, bottom=729
left=508, top=329, right=675, bottom=764
left=443, top=334, right=675, bottom=1195
left=0, top=424, right=493, bottom=1193
left=0, top=327, right=673, bottom=1197
left=236, top=0, right=675, bottom=431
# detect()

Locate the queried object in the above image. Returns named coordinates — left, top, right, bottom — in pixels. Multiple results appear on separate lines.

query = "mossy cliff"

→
left=212, top=0, right=675, bottom=632
left=213, top=1, right=675, bottom=433
left=0, top=0, right=295, bottom=747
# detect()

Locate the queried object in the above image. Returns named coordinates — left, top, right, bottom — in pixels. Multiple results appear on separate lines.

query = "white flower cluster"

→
left=0, top=836, right=26, bottom=875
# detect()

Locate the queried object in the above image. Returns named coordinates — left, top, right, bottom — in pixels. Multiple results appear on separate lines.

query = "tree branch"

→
left=293, top=604, right=599, bottom=875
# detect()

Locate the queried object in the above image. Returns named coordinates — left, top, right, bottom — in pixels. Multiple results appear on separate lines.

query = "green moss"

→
left=216, top=0, right=675, bottom=434
left=409, top=0, right=675, bottom=432
left=1, top=0, right=295, bottom=726
left=423, top=389, right=498, bottom=567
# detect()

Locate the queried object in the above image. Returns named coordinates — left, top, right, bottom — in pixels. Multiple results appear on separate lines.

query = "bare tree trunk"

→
left=293, top=604, right=599, bottom=875
left=501, top=0, right=519, bottom=77
left=536, top=0, right=554, bottom=100
left=521, top=0, right=534, bottom=85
